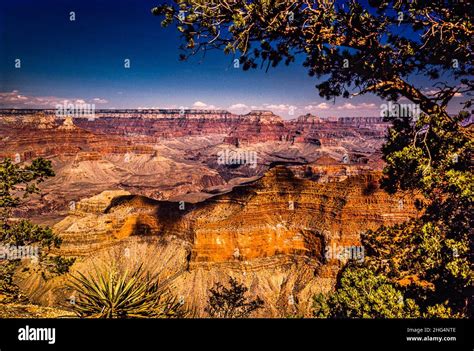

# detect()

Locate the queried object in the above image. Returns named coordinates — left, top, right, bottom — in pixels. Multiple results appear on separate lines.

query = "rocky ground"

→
left=0, top=303, right=74, bottom=318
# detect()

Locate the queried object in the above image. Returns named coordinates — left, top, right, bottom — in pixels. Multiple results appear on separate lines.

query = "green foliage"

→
left=0, top=157, right=54, bottom=218
left=0, top=158, right=74, bottom=301
left=151, top=1, right=473, bottom=319
left=2, top=219, right=60, bottom=248
left=425, top=303, right=461, bottom=319
left=150, top=1, right=474, bottom=319
left=68, top=265, right=188, bottom=318
left=315, top=112, right=472, bottom=319
left=316, top=111, right=472, bottom=318
left=206, top=277, right=264, bottom=318
left=0, top=260, right=23, bottom=301
left=313, top=266, right=420, bottom=318
left=152, top=1, right=472, bottom=111
left=362, top=111, right=473, bottom=318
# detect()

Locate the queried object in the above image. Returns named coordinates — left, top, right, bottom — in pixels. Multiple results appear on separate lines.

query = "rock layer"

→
left=39, top=166, right=416, bottom=316
left=1, top=109, right=412, bottom=317
left=0, top=110, right=390, bottom=223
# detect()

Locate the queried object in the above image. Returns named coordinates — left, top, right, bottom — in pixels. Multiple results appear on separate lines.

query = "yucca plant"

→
left=68, top=264, right=187, bottom=318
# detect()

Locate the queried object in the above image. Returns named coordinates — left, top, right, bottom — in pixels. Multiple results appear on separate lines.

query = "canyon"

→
left=0, top=109, right=413, bottom=316
left=0, top=109, right=388, bottom=219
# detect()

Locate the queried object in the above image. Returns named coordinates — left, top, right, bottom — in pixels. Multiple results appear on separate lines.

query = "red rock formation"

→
left=1, top=109, right=392, bottom=156
left=0, top=109, right=395, bottom=227
left=43, top=166, right=417, bottom=316
left=223, top=110, right=287, bottom=144
left=1, top=109, right=415, bottom=317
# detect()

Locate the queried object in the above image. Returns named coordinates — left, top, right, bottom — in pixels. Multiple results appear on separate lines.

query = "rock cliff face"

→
left=33, top=166, right=417, bottom=316
left=1, top=109, right=390, bottom=153
left=0, top=113, right=130, bottom=161
left=222, top=110, right=287, bottom=144
left=0, top=109, right=390, bottom=222
left=74, top=109, right=239, bottom=138
left=2, top=109, right=411, bottom=317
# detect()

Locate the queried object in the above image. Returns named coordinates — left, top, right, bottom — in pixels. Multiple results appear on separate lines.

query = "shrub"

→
left=313, top=266, right=420, bottom=318
left=206, top=277, right=264, bottom=318
left=69, top=265, right=186, bottom=318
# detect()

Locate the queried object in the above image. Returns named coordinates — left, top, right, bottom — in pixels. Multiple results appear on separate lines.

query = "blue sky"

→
left=0, top=0, right=467, bottom=118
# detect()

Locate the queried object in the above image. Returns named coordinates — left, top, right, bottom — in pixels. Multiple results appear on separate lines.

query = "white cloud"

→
left=92, top=98, right=108, bottom=104
left=305, top=103, right=330, bottom=110
left=264, top=103, right=290, bottom=112
left=336, top=102, right=376, bottom=110
left=192, top=101, right=218, bottom=109
left=317, top=103, right=330, bottom=109
left=228, top=103, right=248, bottom=109
left=192, top=101, right=207, bottom=108
left=0, top=90, right=108, bottom=108
left=227, top=102, right=298, bottom=115
left=337, top=103, right=357, bottom=110
left=228, top=103, right=250, bottom=114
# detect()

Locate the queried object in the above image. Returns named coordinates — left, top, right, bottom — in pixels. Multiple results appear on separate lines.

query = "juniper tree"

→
left=152, top=1, right=473, bottom=317
left=0, top=158, right=74, bottom=301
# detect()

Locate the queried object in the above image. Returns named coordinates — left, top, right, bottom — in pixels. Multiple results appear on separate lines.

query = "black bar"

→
left=0, top=318, right=471, bottom=350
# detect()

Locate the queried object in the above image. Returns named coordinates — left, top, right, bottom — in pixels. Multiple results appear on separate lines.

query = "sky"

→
left=0, top=0, right=468, bottom=118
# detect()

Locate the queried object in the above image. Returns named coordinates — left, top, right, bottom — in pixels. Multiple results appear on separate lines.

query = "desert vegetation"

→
left=153, top=0, right=473, bottom=318
left=68, top=264, right=188, bottom=318
left=0, top=158, right=74, bottom=304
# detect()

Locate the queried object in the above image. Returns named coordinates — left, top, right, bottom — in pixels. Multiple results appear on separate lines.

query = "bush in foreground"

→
left=69, top=265, right=187, bottom=318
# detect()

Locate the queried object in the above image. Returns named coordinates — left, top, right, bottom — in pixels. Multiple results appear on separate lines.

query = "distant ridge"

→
left=0, top=108, right=384, bottom=121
